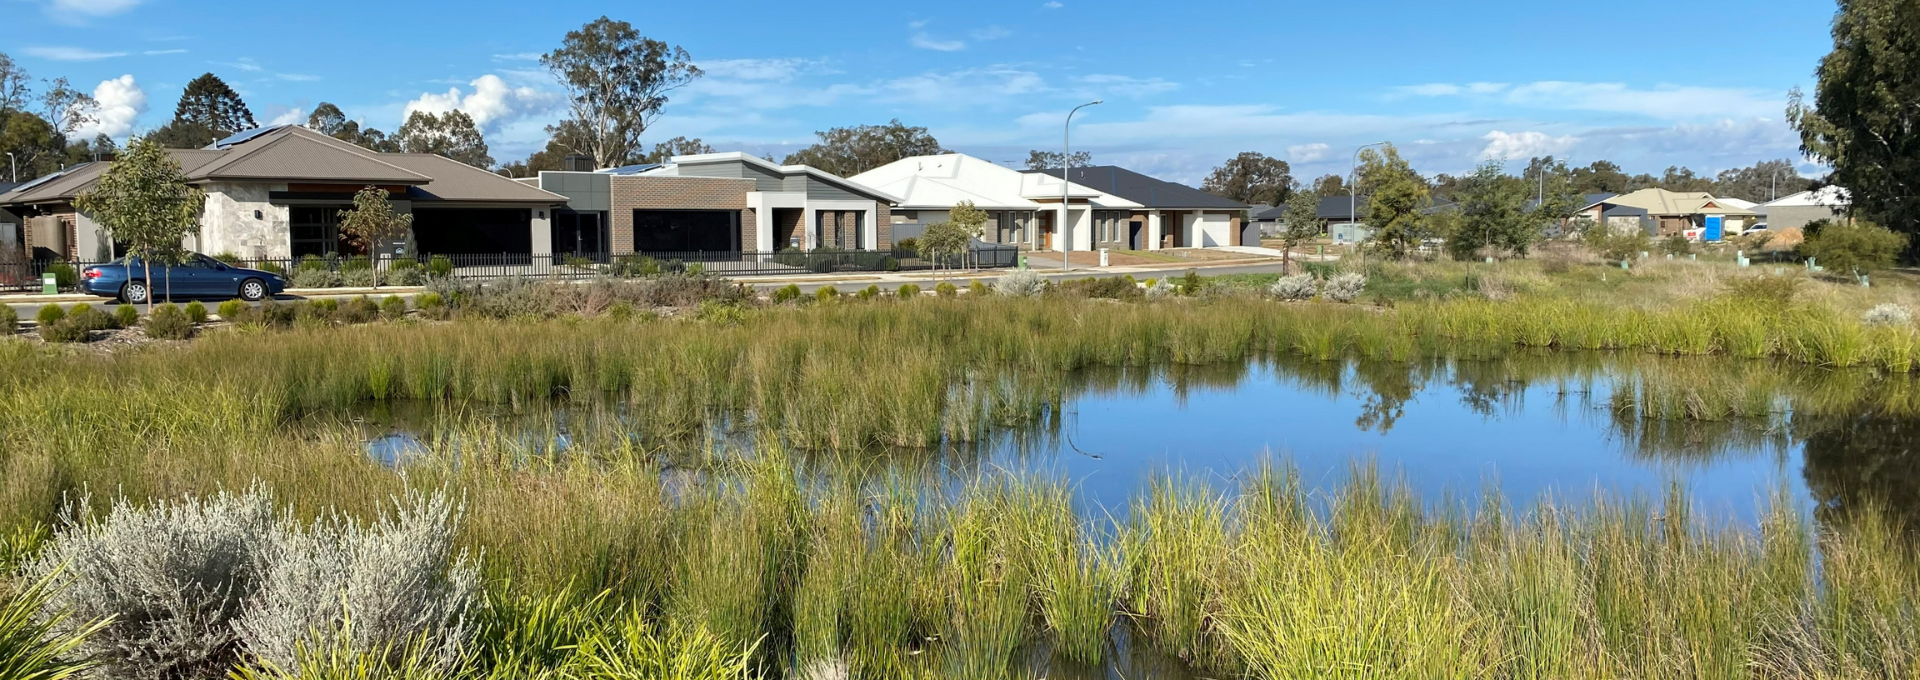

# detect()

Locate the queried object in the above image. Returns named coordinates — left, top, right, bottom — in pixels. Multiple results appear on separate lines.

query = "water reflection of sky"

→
left=348, top=356, right=1879, bottom=526
left=1016, top=362, right=1801, bottom=522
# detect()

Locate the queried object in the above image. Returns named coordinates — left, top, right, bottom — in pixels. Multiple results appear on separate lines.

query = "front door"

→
left=1129, top=219, right=1143, bottom=250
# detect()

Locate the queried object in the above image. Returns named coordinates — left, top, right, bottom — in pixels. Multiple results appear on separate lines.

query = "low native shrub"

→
left=231, top=299, right=297, bottom=328
left=218, top=299, right=247, bottom=320
left=969, top=281, right=990, bottom=297
left=772, top=284, right=803, bottom=304
left=341, top=268, right=378, bottom=288
left=35, top=305, right=64, bottom=326
left=30, top=488, right=481, bottom=680
left=112, top=303, right=139, bottom=328
left=1661, top=235, right=1693, bottom=256
left=1268, top=273, right=1317, bottom=301
left=233, top=492, right=480, bottom=672
left=380, top=295, right=408, bottom=320
left=856, top=285, right=880, bottom=300
left=37, top=319, right=88, bottom=343
left=428, top=255, right=454, bottom=279
left=291, top=268, right=340, bottom=289
left=994, top=269, right=1046, bottom=297
left=1145, top=279, right=1175, bottom=300
left=144, top=303, right=194, bottom=340
left=896, top=284, right=921, bottom=298
left=334, top=296, right=379, bottom=324
left=936, top=282, right=957, bottom=298
left=185, top=300, right=210, bottom=323
left=1322, top=272, right=1367, bottom=303
left=815, top=286, right=840, bottom=302
left=1059, top=276, right=1142, bottom=301
left=66, top=304, right=112, bottom=333
left=0, top=304, right=15, bottom=335
left=1863, top=303, right=1914, bottom=328
left=29, top=488, right=282, bottom=680
left=1179, top=270, right=1204, bottom=296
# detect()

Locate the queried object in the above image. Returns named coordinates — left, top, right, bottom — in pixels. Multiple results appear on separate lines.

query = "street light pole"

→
left=1349, top=142, right=1390, bottom=238
left=5, top=152, right=14, bottom=183
left=1061, top=100, right=1102, bottom=274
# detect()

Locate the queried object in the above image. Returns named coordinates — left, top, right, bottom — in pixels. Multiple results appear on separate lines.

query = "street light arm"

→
left=1060, top=100, right=1102, bottom=272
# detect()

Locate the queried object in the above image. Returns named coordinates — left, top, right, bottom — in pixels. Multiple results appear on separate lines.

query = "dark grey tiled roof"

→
left=1032, top=166, right=1248, bottom=210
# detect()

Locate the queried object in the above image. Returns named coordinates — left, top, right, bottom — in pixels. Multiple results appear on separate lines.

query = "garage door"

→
left=413, top=208, right=532, bottom=255
left=632, top=210, right=736, bottom=253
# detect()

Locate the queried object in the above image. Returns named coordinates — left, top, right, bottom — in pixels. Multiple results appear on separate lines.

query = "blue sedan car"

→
left=82, top=253, right=287, bottom=304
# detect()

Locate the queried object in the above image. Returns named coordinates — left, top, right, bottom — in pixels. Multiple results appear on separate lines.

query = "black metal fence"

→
left=0, top=243, right=1022, bottom=293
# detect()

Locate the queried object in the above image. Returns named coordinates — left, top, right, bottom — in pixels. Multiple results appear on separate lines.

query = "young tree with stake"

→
left=74, top=136, right=202, bottom=312
left=337, top=187, right=415, bottom=289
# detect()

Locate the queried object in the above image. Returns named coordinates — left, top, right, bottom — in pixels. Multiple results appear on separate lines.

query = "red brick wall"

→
left=607, top=176, right=753, bottom=254
left=876, top=205, right=892, bottom=249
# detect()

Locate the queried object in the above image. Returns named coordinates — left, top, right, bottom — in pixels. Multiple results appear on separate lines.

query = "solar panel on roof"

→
left=4, top=167, right=72, bottom=196
left=211, top=125, right=287, bottom=149
left=597, top=163, right=660, bottom=175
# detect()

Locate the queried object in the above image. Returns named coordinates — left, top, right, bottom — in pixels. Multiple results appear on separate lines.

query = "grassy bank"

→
left=4, top=453, right=1917, bottom=680
left=3, top=285, right=1920, bottom=678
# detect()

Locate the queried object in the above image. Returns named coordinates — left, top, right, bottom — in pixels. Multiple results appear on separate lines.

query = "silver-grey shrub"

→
left=235, top=492, right=480, bottom=672
left=993, top=269, right=1047, bottom=298
left=1322, top=272, right=1367, bottom=303
left=1267, top=274, right=1317, bottom=301
left=1862, top=303, right=1914, bottom=328
left=29, top=488, right=281, bottom=680
left=1145, top=279, right=1175, bottom=300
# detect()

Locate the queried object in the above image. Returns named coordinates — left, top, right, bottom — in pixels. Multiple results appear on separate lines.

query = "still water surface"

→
left=350, top=353, right=1916, bottom=526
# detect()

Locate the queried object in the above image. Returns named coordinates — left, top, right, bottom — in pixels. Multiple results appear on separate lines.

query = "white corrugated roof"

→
left=850, top=153, right=1141, bottom=211
left=1761, top=186, right=1850, bottom=208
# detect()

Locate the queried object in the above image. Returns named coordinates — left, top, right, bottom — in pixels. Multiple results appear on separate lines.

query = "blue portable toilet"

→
left=1703, top=215, right=1723, bottom=242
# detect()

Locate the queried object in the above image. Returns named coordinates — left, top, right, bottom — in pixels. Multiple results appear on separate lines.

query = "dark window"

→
left=413, top=208, right=532, bottom=255
left=632, top=210, right=735, bottom=253
left=290, top=206, right=345, bottom=257
left=552, top=210, right=606, bottom=256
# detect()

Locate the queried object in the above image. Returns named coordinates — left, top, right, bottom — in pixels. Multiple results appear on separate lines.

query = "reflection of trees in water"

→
left=1797, top=414, right=1920, bottom=531
left=335, top=354, right=1920, bottom=531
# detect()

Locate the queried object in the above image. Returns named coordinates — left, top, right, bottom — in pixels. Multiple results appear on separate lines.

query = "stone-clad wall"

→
left=608, top=176, right=754, bottom=254
left=199, top=182, right=291, bottom=259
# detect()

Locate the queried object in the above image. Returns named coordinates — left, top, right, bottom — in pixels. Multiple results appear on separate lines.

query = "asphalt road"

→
left=5, top=262, right=1296, bottom=319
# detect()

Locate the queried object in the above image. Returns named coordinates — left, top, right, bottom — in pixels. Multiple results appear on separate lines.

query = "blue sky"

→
left=5, top=0, right=1836, bottom=185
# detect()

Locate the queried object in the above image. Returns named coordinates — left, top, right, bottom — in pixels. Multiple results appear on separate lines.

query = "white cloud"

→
left=71, top=74, right=145, bottom=138
left=910, top=33, right=967, bottom=51
left=881, top=67, right=1046, bottom=105
left=1480, top=130, right=1579, bottom=160
left=43, top=0, right=142, bottom=19
left=492, top=52, right=541, bottom=62
left=1043, top=1, right=1063, bottom=7
left=266, top=107, right=306, bottom=127
left=143, top=48, right=187, bottom=56
left=1076, top=74, right=1178, bottom=98
left=1502, top=81, right=1780, bottom=119
left=970, top=26, right=1011, bottom=41
left=1394, top=80, right=1779, bottom=119
left=213, top=58, right=263, bottom=72
left=23, top=46, right=127, bottom=61
left=403, top=74, right=561, bottom=131
left=275, top=73, right=321, bottom=82
left=1288, top=143, right=1331, bottom=162
left=700, top=58, right=815, bottom=81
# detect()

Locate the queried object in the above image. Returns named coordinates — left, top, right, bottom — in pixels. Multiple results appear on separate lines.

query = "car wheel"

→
left=121, top=280, right=150, bottom=304
left=239, top=278, right=268, bottom=302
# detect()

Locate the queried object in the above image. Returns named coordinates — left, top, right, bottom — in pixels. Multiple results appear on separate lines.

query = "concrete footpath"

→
left=3, top=253, right=1318, bottom=318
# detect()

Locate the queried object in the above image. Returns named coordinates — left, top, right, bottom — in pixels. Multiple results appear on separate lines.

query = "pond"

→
left=341, top=352, right=1920, bottom=528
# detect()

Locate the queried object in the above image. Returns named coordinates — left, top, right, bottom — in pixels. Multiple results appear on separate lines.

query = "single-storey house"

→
left=520, top=152, right=900, bottom=256
left=1576, top=189, right=1757, bottom=238
left=1758, top=187, right=1850, bottom=233
left=0, top=124, right=570, bottom=263
left=1028, top=165, right=1252, bottom=249
left=850, top=153, right=1144, bottom=253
